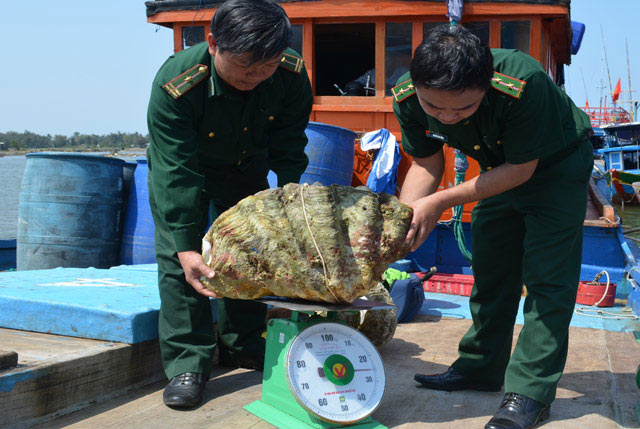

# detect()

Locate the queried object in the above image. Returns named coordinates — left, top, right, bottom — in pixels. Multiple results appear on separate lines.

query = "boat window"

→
left=290, top=24, right=303, bottom=55
left=423, top=22, right=448, bottom=41
left=385, top=23, right=412, bottom=95
left=623, top=151, right=640, bottom=170
left=182, top=25, right=205, bottom=49
left=423, top=21, right=490, bottom=46
left=464, top=21, right=490, bottom=46
left=314, top=23, right=375, bottom=96
left=501, top=21, right=531, bottom=54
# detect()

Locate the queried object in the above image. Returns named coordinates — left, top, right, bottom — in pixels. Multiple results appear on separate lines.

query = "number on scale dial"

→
left=285, top=322, right=385, bottom=425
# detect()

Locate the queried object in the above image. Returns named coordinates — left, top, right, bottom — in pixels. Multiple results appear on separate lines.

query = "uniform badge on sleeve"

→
left=279, top=52, right=304, bottom=74
left=162, top=64, right=209, bottom=99
left=491, top=72, right=526, bottom=99
left=425, top=130, right=447, bottom=143
left=391, top=79, right=416, bottom=102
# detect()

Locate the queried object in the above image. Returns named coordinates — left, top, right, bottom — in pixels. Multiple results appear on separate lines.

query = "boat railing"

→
left=582, top=106, right=631, bottom=127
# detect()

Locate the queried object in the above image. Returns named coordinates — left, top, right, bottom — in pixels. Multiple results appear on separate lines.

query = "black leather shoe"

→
left=485, top=392, right=550, bottom=429
left=163, top=372, right=207, bottom=408
left=414, top=367, right=502, bottom=391
left=219, top=353, right=265, bottom=371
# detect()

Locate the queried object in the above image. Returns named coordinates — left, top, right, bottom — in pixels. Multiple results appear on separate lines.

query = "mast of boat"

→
left=580, top=68, right=588, bottom=105
left=601, top=26, right=615, bottom=107
left=626, top=39, right=635, bottom=121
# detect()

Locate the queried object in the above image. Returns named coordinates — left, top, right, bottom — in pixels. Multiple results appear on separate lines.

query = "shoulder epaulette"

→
left=491, top=72, right=526, bottom=99
left=391, top=79, right=416, bottom=102
left=162, top=64, right=209, bottom=99
left=280, top=52, right=304, bottom=74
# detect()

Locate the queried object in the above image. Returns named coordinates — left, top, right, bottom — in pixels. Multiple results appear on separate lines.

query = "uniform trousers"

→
left=451, top=139, right=594, bottom=405
left=149, top=174, right=268, bottom=380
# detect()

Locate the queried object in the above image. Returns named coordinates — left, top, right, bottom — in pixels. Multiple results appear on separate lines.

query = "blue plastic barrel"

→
left=300, top=122, right=357, bottom=186
left=0, top=239, right=17, bottom=271
left=120, top=160, right=137, bottom=233
left=17, top=153, right=124, bottom=270
left=120, top=158, right=156, bottom=265
left=122, top=160, right=137, bottom=203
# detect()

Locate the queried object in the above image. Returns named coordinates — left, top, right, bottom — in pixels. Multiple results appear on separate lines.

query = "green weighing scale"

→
left=245, top=297, right=394, bottom=428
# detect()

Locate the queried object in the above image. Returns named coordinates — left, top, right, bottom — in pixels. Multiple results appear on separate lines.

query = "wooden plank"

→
left=412, top=18, right=423, bottom=53
left=147, top=2, right=568, bottom=24
left=541, top=20, right=550, bottom=72
left=588, top=178, right=618, bottom=226
left=0, top=331, right=163, bottom=428
left=313, top=96, right=393, bottom=107
left=173, top=23, right=183, bottom=53
left=490, top=19, right=501, bottom=48
left=530, top=16, right=542, bottom=62
left=375, top=21, right=386, bottom=99
left=0, top=350, right=17, bottom=370
left=302, top=18, right=314, bottom=92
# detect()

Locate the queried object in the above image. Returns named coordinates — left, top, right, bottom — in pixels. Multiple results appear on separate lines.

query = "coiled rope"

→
left=574, top=270, right=638, bottom=320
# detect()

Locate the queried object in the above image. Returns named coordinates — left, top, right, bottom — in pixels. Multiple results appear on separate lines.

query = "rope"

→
left=594, top=270, right=611, bottom=307
left=598, top=215, right=621, bottom=225
left=453, top=201, right=472, bottom=262
left=574, top=307, right=638, bottom=320
left=299, top=183, right=340, bottom=302
left=574, top=270, right=638, bottom=320
left=452, top=150, right=472, bottom=263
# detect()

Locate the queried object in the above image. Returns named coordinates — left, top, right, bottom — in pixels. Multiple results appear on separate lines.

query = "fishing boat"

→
left=2, top=1, right=640, bottom=428
left=144, top=0, right=633, bottom=283
left=596, top=122, right=640, bottom=204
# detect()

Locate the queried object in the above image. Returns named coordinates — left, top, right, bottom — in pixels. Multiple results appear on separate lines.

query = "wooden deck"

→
left=13, top=315, right=639, bottom=429
left=0, top=328, right=164, bottom=428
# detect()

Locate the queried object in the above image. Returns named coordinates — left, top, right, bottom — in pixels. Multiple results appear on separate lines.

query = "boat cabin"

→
left=601, top=121, right=640, bottom=148
left=145, top=0, right=575, bottom=221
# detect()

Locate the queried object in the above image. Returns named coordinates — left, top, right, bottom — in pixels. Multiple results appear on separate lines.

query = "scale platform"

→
left=245, top=297, right=393, bottom=428
left=257, top=297, right=395, bottom=312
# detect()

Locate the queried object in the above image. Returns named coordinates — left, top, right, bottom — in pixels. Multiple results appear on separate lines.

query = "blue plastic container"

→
left=17, top=153, right=124, bottom=270
left=0, top=239, right=16, bottom=271
left=122, top=160, right=137, bottom=204
left=120, top=160, right=138, bottom=232
left=300, top=122, right=357, bottom=186
left=120, top=158, right=156, bottom=264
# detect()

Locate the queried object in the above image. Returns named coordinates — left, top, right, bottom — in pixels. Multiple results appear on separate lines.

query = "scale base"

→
left=245, top=400, right=387, bottom=429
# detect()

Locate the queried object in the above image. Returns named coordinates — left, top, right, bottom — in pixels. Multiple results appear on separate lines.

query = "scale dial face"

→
left=285, top=322, right=385, bottom=424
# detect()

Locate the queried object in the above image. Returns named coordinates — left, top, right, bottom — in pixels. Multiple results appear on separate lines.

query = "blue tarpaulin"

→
left=571, top=21, right=586, bottom=55
left=360, top=128, right=401, bottom=195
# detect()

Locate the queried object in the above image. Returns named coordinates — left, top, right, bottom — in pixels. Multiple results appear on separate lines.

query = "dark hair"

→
left=210, top=0, right=291, bottom=64
left=410, top=25, right=493, bottom=92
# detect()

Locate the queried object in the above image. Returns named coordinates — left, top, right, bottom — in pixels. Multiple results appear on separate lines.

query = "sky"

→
left=564, top=0, right=639, bottom=117
left=0, top=0, right=638, bottom=137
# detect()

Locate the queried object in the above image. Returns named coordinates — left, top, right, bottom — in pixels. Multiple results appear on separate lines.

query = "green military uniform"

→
left=393, top=49, right=593, bottom=405
left=147, top=42, right=312, bottom=380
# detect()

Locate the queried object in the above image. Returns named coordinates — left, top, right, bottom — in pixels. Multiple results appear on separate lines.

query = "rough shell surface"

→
left=357, top=282, right=397, bottom=348
left=202, top=183, right=413, bottom=303
left=314, top=283, right=397, bottom=348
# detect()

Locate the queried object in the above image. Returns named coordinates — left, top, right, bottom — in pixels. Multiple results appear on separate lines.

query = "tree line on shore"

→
left=0, top=130, right=149, bottom=151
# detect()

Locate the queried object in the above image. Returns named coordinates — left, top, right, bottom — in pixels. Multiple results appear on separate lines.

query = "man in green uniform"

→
left=147, top=0, right=312, bottom=409
left=392, top=26, right=592, bottom=429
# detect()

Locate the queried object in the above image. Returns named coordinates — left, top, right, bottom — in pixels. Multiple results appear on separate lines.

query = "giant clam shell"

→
left=357, top=282, right=397, bottom=348
left=318, top=282, right=397, bottom=348
left=201, top=183, right=413, bottom=303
